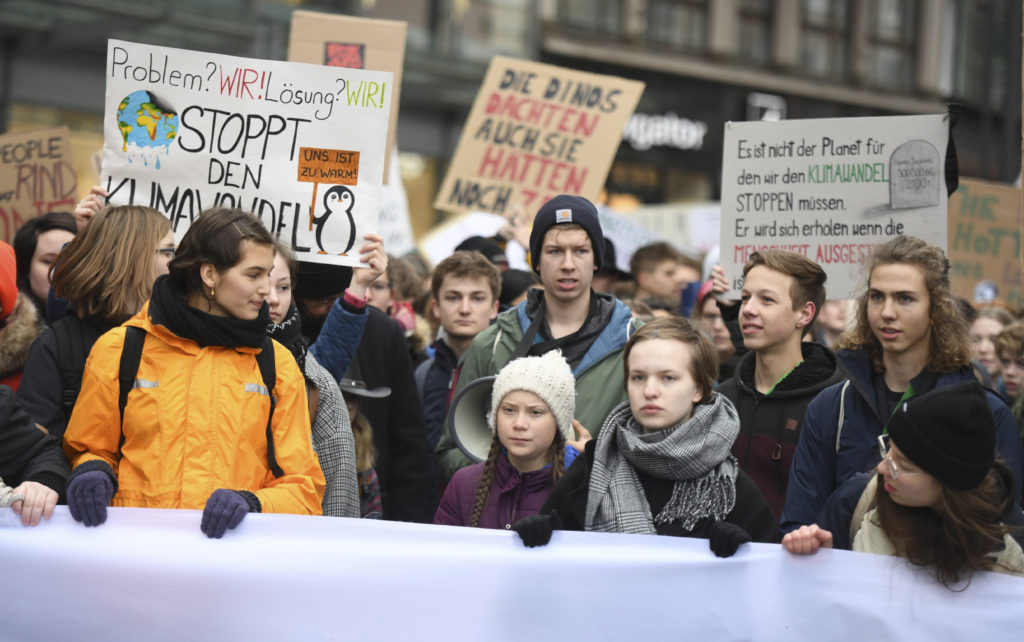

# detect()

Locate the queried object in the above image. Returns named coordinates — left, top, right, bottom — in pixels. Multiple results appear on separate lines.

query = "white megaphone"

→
left=447, top=376, right=497, bottom=463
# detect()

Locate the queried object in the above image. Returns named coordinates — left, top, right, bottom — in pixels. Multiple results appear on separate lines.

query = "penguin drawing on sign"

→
left=315, top=185, right=357, bottom=255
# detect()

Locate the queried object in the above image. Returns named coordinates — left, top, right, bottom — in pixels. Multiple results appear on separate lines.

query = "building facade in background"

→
left=0, top=0, right=1019, bottom=232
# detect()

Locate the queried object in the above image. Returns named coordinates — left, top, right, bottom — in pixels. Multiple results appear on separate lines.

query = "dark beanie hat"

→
left=294, top=261, right=353, bottom=299
left=528, top=195, right=604, bottom=272
left=455, top=236, right=507, bottom=266
left=886, top=381, right=996, bottom=490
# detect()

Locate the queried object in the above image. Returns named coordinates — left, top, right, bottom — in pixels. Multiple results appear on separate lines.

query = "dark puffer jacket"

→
left=434, top=453, right=554, bottom=530
left=718, top=341, right=844, bottom=520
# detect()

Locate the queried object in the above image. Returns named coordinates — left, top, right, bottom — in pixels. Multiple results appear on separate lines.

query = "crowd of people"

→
left=2, top=186, right=1023, bottom=589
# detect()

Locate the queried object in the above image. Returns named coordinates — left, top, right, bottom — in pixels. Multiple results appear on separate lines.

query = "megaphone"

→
left=447, top=376, right=497, bottom=463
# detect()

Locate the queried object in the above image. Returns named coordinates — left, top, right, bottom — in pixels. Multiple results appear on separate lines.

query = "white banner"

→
left=1, top=507, right=1021, bottom=641
left=101, top=40, right=392, bottom=266
left=720, top=114, right=949, bottom=299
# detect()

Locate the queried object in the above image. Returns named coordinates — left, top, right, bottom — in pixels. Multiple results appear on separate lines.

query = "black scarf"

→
left=524, top=288, right=615, bottom=370
left=149, top=275, right=270, bottom=349
left=267, top=302, right=307, bottom=376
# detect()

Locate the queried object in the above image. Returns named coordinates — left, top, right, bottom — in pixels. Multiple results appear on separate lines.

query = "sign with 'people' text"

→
left=720, top=114, right=949, bottom=299
left=435, top=56, right=644, bottom=216
left=0, top=127, right=77, bottom=243
left=100, top=39, right=392, bottom=266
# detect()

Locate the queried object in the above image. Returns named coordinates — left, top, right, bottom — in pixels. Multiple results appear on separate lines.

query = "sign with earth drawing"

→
left=101, top=39, right=392, bottom=266
left=719, top=114, right=949, bottom=299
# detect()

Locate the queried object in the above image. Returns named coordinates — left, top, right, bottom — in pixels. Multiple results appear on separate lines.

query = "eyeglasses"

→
left=156, top=248, right=175, bottom=258
left=877, top=434, right=922, bottom=480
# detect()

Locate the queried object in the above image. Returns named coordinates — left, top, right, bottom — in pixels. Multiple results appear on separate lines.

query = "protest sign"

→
left=720, top=114, right=949, bottom=299
left=435, top=56, right=644, bottom=216
left=100, top=39, right=391, bottom=266
left=0, top=127, right=77, bottom=242
left=947, top=178, right=1022, bottom=309
left=288, top=10, right=406, bottom=183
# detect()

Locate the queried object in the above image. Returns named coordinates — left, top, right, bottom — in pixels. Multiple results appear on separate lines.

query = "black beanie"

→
left=294, top=261, right=353, bottom=299
left=886, top=381, right=996, bottom=490
left=528, top=195, right=604, bottom=272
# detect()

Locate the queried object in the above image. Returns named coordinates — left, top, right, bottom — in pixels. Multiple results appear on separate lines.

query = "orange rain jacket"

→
left=64, top=303, right=325, bottom=515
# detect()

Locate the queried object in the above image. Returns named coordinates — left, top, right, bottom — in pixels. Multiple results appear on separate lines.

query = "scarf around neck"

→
left=267, top=302, right=306, bottom=375
left=585, top=393, right=741, bottom=534
left=149, top=275, right=270, bottom=349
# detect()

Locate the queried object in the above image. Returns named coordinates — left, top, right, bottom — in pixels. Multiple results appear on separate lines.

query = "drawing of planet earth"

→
left=117, top=90, right=178, bottom=154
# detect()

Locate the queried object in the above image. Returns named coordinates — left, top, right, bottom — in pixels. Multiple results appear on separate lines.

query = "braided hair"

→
left=468, top=430, right=567, bottom=528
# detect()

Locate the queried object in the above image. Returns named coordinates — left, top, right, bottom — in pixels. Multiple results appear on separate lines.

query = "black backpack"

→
left=115, top=326, right=284, bottom=478
left=54, top=315, right=109, bottom=424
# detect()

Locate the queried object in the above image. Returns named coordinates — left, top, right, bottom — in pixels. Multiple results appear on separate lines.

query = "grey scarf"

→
left=585, top=393, right=740, bottom=534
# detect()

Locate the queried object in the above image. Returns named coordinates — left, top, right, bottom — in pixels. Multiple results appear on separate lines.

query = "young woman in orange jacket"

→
left=64, top=208, right=325, bottom=537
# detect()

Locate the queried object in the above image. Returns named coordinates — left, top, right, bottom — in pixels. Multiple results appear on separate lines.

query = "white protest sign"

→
left=378, top=146, right=415, bottom=256
left=101, top=39, right=392, bottom=267
left=720, top=114, right=949, bottom=298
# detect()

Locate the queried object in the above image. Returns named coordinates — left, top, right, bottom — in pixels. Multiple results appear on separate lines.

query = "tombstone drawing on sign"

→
left=297, top=147, right=360, bottom=255
left=888, top=140, right=940, bottom=209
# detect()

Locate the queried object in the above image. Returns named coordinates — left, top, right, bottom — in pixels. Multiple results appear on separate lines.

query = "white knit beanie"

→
left=488, top=350, right=576, bottom=443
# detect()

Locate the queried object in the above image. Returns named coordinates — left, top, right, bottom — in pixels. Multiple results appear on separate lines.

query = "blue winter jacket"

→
left=780, top=349, right=1024, bottom=534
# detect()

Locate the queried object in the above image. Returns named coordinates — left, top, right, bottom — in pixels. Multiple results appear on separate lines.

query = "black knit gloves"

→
left=513, top=511, right=562, bottom=548
left=201, top=489, right=259, bottom=538
left=709, top=521, right=752, bottom=558
left=67, top=468, right=116, bottom=527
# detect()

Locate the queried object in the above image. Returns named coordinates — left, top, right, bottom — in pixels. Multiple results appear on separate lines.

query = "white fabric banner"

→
left=1, top=507, right=1021, bottom=641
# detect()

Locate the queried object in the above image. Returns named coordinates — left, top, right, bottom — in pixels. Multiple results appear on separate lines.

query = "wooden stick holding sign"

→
left=297, top=147, right=360, bottom=255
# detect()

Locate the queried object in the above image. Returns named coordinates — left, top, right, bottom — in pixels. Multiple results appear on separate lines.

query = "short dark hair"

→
left=431, top=251, right=501, bottom=302
left=743, top=250, right=827, bottom=328
left=629, top=242, right=682, bottom=277
left=167, top=208, right=275, bottom=297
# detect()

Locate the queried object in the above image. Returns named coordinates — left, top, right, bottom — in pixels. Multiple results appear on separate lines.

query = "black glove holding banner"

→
left=709, top=521, right=752, bottom=558
left=513, top=510, right=562, bottom=548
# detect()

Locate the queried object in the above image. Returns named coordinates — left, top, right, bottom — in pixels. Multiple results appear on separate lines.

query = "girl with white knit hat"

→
left=514, top=317, right=778, bottom=556
left=434, top=350, right=577, bottom=529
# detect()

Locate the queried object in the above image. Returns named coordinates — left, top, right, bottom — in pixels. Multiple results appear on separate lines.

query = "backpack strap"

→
left=118, top=326, right=146, bottom=428
left=414, top=357, right=433, bottom=401
left=834, top=380, right=851, bottom=454
left=256, top=338, right=283, bottom=478
left=849, top=475, right=879, bottom=544
left=55, top=316, right=87, bottom=423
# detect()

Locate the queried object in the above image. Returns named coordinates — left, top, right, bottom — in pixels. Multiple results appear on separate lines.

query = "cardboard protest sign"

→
left=435, top=56, right=644, bottom=216
left=947, top=178, right=1022, bottom=310
left=0, top=127, right=77, bottom=242
left=720, top=114, right=949, bottom=299
left=288, top=10, right=406, bottom=183
left=101, top=39, right=391, bottom=266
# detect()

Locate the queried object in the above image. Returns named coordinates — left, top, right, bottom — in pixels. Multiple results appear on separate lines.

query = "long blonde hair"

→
left=53, top=206, right=170, bottom=323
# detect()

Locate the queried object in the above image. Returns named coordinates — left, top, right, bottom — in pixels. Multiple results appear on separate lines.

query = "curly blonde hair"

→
left=838, top=236, right=970, bottom=373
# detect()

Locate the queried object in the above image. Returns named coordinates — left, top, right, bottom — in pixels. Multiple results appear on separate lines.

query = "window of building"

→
left=645, top=0, right=708, bottom=52
left=559, top=0, right=623, bottom=36
left=866, top=0, right=918, bottom=90
left=951, top=0, right=1009, bottom=107
left=738, top=0, right=773, bottom=65
left=801, top=0, right=850, bottom=79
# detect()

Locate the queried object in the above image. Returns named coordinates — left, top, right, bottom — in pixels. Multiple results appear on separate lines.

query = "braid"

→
left=550, top=433, right=566, bottom=484
left=469, top=434, right=502, bottom=527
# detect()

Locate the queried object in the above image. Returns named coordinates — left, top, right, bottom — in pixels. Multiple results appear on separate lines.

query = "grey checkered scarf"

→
left=584, top=393, right=740, bottom=534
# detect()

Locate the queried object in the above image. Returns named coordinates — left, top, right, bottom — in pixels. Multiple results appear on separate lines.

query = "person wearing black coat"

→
left=0, top=385, right=69, bottom=526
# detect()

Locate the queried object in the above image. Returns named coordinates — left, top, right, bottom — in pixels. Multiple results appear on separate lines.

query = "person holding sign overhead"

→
left=781, top=236, right=1023, bottom=533
left=63, top=208, right=325, bottom=537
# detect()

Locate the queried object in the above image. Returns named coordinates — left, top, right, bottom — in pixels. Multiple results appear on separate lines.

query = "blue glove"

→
left=200, top=489, right=251, bottom=538
left=709, top=521, right=752, bottom=558
left=67, top=470, right=115, bottom=527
